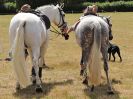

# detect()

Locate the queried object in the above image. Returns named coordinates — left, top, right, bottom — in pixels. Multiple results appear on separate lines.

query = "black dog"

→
left=108, top=42, right=122, bottom=62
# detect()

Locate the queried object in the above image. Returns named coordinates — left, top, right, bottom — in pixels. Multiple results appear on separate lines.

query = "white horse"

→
left=9, top=4, right=68, bottom=93
left=75, top=15, right=114, bottom=94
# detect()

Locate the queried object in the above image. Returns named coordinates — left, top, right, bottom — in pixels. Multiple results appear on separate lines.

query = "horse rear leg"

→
left=80, top=51, right=84, bottom=76
left=41, top=41, right=49, bottom=68
left=108, top=53, right=111, bottom=61
left=101, top=46, right=114, bottom=94
left=25, top=49, right=28, bottom=59
left=80, top=47, right=91, bottom=86
left=26, top=48, right=36, bottom=84
left=26, top=48, right=42, bottom=85
left=37, top=42, right=48, bottom=79
left=32, top=48, right=43, bottom=93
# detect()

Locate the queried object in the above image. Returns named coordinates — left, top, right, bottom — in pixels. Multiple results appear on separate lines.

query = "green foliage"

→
left=0, top=2, right=16, bottom=13
left=16, top=0, right=57, bottom=10
left=64, top=1, right=133, bottom=12
left=87, top=0, right=133, bottom=2
left=0, top=0, right=4, bottom=4
left=1, top=1, right=133, bottom=13
left=96, top=1, right=133, bottom=12
left=62, top=0, right=86, bottom=4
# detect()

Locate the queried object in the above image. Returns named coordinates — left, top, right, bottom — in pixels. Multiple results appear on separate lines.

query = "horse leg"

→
left=38, top=43, right=48, bottom=80
left=31, top=66, right=42, bottom=84
left=117, top=50, right=122, bottom=62
left=109, top=29, right=113, bottom=40
left=26, top=48, right=36, bottom=84
left=81, top=47, right=91, bottom=87
left=101, top=46, right=114, bottom=94
left=16, top=82, right=21, bottom=91
left=30, top=45, right=44, bottom=84
left=108, top=53, right=111, bottom=61
left=32, top=48, right=43, bottom=93
left=25, top=49, right=28, bottom=59
left=24, top=48, right=36, bottom=84
left=41, top=40, right=48, bottom=68
left=80, top=52, right=84, bottom=76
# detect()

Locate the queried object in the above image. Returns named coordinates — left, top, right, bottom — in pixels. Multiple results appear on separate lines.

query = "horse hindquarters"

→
left=11, top=20, right=31, bottom=88
left=78, top=24, right=101, bottom=86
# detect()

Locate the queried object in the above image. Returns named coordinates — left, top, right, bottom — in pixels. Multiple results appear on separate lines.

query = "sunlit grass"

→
left=0, top=12, right=133, bottom=99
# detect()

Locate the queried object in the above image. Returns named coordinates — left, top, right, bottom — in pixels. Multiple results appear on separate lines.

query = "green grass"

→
left=0, top=12, right=133, bottom=99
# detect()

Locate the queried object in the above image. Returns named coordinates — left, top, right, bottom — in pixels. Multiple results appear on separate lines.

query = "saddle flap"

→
left=40, top=15, right=51, bottom=29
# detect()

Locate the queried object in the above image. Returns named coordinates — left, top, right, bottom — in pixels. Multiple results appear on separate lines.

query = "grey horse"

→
left=75, top=15, right=114, bottom=94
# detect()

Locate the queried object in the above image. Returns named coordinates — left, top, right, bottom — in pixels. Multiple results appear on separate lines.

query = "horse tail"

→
left=12, top=20, right=30, bottom=88
left=88, top=26, right=101, bottom=86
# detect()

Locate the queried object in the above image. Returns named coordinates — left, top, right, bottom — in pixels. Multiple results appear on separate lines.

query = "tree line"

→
left=0, top=0, right=133, bottom=13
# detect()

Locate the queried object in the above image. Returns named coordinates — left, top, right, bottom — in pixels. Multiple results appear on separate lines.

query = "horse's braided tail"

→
left=88, top=25, right=101, bottom=86
left=12, top=20, right=31, bottom=88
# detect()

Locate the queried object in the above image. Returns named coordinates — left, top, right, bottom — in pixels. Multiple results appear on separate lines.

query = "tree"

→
left=16, top=0, right=58, bottom=10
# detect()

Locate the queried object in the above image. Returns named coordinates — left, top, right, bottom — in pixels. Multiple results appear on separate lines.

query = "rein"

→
left=49, top=25, right=65, bottom=40
left=50, top=25, right=63, bottom=36
left=50, top=25, right=69, bottom=40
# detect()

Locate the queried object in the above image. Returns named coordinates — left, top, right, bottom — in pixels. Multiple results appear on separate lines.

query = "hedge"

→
left=0, top=2, right=16, bottom=13
left=64, top=1, right=133, bottom=12
left=0, top=1, right=133, bottom=13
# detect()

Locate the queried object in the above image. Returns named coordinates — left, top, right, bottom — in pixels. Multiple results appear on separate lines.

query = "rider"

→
left=67, top=5, right=98, bottom=33
left=84, top=5, right=98, bottom=16
left=19, top=4, right=31, bottom=12
left=19, top=4, right=39, bottom=14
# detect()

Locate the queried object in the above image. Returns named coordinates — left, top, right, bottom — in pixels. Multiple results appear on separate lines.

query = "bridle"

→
left=49, top=6, right=69, bottom=40
left=105, top=17, right=113, bottom=40
left=57, top=7, right=67, bottom=29
left=106, top=18, right=112, bottom=28
left=50, top=7, right=67, bottom=37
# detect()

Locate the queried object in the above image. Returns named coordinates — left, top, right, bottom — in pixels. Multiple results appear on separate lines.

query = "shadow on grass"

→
left=84, top=84, right=120, bottom=99
left=13, top=79, right=73, bottom=99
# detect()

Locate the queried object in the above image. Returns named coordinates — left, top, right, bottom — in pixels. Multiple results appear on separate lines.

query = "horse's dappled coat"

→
left=75, top=15, right=110, bottom=86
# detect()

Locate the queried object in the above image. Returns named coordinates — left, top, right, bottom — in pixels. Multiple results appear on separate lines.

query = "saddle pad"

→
left=40, top=15, right=51, bottom=30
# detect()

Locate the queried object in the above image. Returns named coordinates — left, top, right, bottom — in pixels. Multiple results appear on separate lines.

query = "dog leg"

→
left=117, top=50, right=122, bottom=62
left=112, top=53, right=115, bottom=62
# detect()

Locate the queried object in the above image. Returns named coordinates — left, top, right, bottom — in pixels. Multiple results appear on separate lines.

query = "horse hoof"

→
left=32, top=80, right=36, bottom=85
left=16, top=87, right=20, bottom=91
left=16, top=82, right=21, bottom=91
left=91, top=85, right=94, bottom=92
left=36, top=87, right=43, bottom=93
left=80, top=70, right=84, bottom=76
left=107, top=90, right=114, bottom=95
left=109, top=36, right=113, bottom=40
left=16, top=85, right=21, bottom=91
left=82, top=78, right=88, bottom=86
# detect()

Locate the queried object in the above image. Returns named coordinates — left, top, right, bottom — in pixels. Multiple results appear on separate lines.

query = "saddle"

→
left=20, top=10, right=51, bottom=29
left=40, top=14, right=51, bottom=29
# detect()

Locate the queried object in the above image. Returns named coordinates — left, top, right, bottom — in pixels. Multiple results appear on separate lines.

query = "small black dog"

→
left=108, top=42, right=122, bottom=62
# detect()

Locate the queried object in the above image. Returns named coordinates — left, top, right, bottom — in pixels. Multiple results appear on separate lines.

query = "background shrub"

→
left=64, top=1, right=133, bottom=12
left=0, top=2, right=16, bottom=13
left=0, top=1, right=133, bottom=13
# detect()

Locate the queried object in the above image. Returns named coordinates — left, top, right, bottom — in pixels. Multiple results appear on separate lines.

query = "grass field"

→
left=0, top=12, right=133, bottom=99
